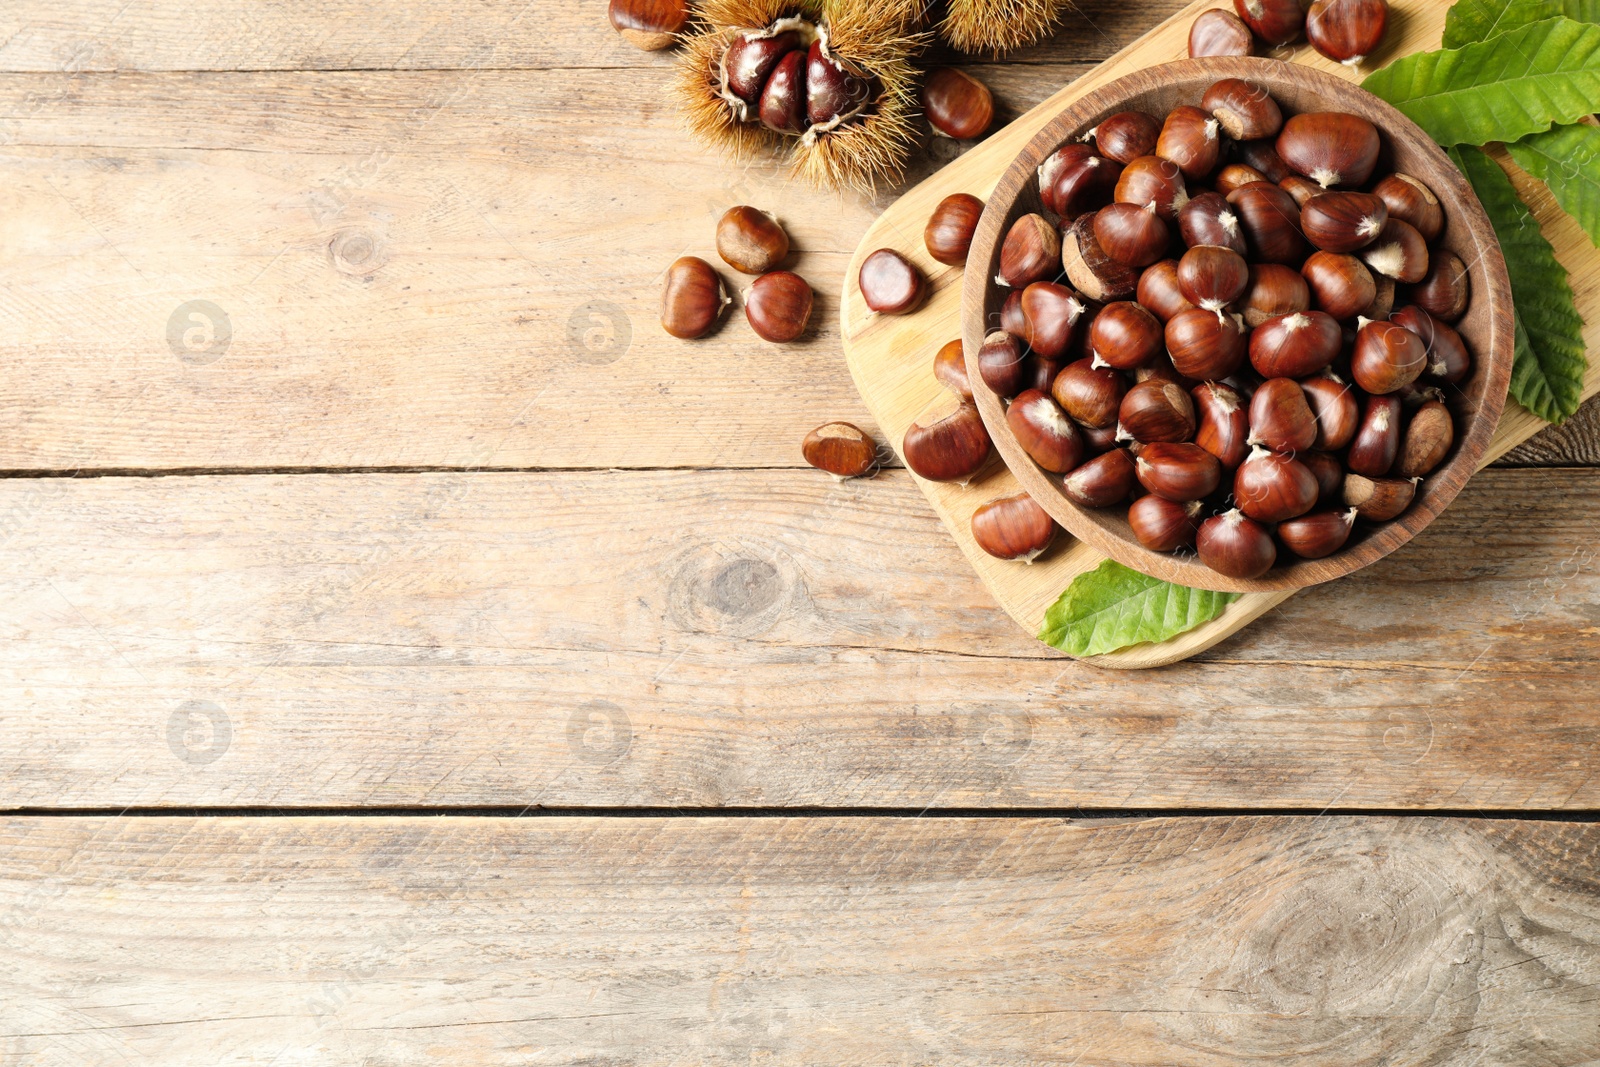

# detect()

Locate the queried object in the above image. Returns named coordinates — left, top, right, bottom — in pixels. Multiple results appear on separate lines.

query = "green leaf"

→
left=1450, top=145, right=1587, bottom=422
left=1442, top=0, right=1600, bottom=48
left=1507, top=124, right=1600, bottom=247
left=1038, top=560, right=1237, bottom=657
left=1363, top=18, right=1600, bottom=146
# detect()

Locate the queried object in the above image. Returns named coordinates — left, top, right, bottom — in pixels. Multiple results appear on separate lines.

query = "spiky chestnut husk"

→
left=676, top=0, right=926, bottom=192
left=940, top=0, right=1063, bottom=55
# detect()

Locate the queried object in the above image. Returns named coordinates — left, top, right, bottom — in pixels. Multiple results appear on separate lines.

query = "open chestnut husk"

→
left=1278, top=508, right=1358, bottom=559
left=1063, top=447, right=1138, bottom=507
left=1198, top=508, right=1277, bottom=579
left=802, top=421, right=878, bottom=479
left=972, top=493, right=1057, bottom=562
left=903, top=387, right=992, bottom=483
left=1129, top=495, right=1204, bottom=552
left=1008, top=389, right=1085, bottom=473
left=925, top=193, right=985, bottom=267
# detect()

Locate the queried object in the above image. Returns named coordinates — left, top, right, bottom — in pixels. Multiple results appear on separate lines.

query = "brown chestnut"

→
left=1360, top=218, right=1429, bottom=284
left=1277, top=508, right=1358, bottom=559
left=977, top=330, right=1028, bottom=398
left=925, top=193, right=985, bottom=267
left=933, top=338, right=972, bottom=397
left=1115, top=155, right=1190, bottom=221
left=717, top=206, right=790, bottom=274
left=1248, top=377, right=1318, bottom=454
left=1343, top=473, right=1417, bottom=521
left=806, top=41, right=871, bottom=127
left=1080, top=419, right=1121, bottom=455
left=1301, top=191, right=1388, bottom=254
left=725, top=31, right=801, bottom=106
left=1276, top=112, right=1381, bottom=189
left=1351, top=317, right=1426, bottom=394
left=1279, top=175, right=1323, bottom=207
left=1249, top=310, right=1341, bottom=378
left=1135, top=442, right=1222, bottom=502
left=1166, top=307, right=1248, bottom=380
left=1300, top=371, right=1360, bottom=450
left=1202, top=78, right=1283, bottom=141
left=1240, top=263, right=1310, bottom=327
left=1137, top=259, right=1196, bottom=322
left=608, top=0, right=689, bottom=50
left=1008, top=389, right=1085, bottom=473
left=972, top=493, right=1057, bottom=562
left=1040, top=147, right=1122, bottom=221
left=1190, top=8, right=1255, bottom=57
left=1306, top=0, right=1389, bottom=66
left=660, top=256, right=731, bottom=339
left=1053, top=357, right=1127, bottom=428
left=1235, top=445, right=1318, bottom=523
left=1372, top=173, right=1443, bottom=243
left=1366, top=275, right=1396, bottom=320
left=1193, top=381, right=1250, bottom=469
left=1064, top=447, right=1138, bottom=507
left=1390, top=304, right=1471, bottom=384
left=1397, top=398, right=1453, bottom=478
left=1408, top=251, right=1470, bottom=323
left=923, top=67, right=994, bottom=140
left=1234, top=0, right=1305, bottom=44
left=1000, top=289, right=1027, bottom=335
left=1130, top=495, right=1204, bottom=552
left=1227, top=182, right=1308, bottom=265
left=997, top=213, right=1061, bottom=288
left=759, top=50, right=807, bottom=134
left=1094, top=202, right=1170, bottom=267
left=1178, top=192, right=1248, bottom=256
left=903, top=388, right=992, bottom=483
left=1022, top=355, right=1065, bottom=395
left=1093, top=111, right=1162, bottom=165
left=1347, top=392, right=1402, bottom=476
left=745, top=270, right=813, bottom=342
left=1235, top=140, right=1294, bottom=184
left=1198, top=508, right=1277, bottom=579
left=1120, top=378, right=1197, bottom=444
left=1301, top=449, right=1345, bottom=504
left=1215, top=164, right=1269, bottom=197
left=1301, top=250, right=1377, bottom=320
left=1089, top=301, right=1164, bottom=370
left=859, top=249, right=925, bottom=315
left=1021, top=282, right=1088, bottom=360
left=1062, top=211, right=1141, bottom=302
left=802, top=421, right=878, bottom=479
left=1178, top=245, right=1250, bottom=311
left=1157, top=105, right=1223, bottom=182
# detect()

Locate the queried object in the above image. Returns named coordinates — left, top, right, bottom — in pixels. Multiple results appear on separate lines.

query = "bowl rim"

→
left=961, top=56, right=1515, bottom=594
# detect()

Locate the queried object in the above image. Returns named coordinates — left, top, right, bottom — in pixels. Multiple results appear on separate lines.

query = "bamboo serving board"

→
left=840, top=0, right=1600, bottom=668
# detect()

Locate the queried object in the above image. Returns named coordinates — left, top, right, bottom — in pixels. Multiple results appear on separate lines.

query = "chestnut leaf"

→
left=1450, top=145, right=1587, bottom=423
left=1363, top=18, right=1600, bottom=146
left=1038, top=560, right=1236, bottom=658
left=1507, top=123, right=1600, bottom=248
left=1442, top=0, right=1600, bottom=48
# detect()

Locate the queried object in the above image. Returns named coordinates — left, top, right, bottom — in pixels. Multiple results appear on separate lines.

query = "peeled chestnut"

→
left=1135, top=442, right=1222, bottom=502
left=1093, top=111, right=1162, bottom=165
left=1053, top=357, right=1128, bottom=428
left=1240, top=263, right=1310, bottom=327
left=923, top=67, right=995, bottom=140
left=1008, top=389, right=1085, bottom=473
left=1198, top=509, right=1277, bottom=579
left=1178, top=192, right=1248, bottom=256
left=745, top=270, right=813, bottom=342
left=1361, top=218, right=1429, bottom=283
left=1215, top=164, right=1269, bottom=197
left=925, top=193, right=986, bottom=267
left=1235, top=446, right=1318, bottom=523
left=1177, top=245, right=1250, bottom=312
left=903, top=388, right=992, bottom=483
left=1351, top=317, right=1426, bottom=393
left=1302, top=250, right=1377, bottom=320
left=1064, top=447, right=1138, bottom=507
left=1190, top=9, right=1255, bottom=57
left=1130, top=495, right=1204, bottom=552
left=802, top=421, right=878, bottom=479
left=1347, top=392, right=1402, bottom=476
left=1306, top=0, right=1389, bottom=65
left=1166, top=307, right=1248, bottom=380
left=859, top=249, right=925, bottom=315
left=1116, top=155, right=1190, bottom=221
left=1301, top=191, right=1388, bottom=254
left=1120, top=378, right=1197, bottom=444
left=717, top=206, right=790, bottom=274
left=1194, top=381, right=1250, bottom=469
left=1276, top=112, right=1380, bottom=189
left=1234, top=0, right=1304, bottom=44
left=1094, top=202, right=1170, bottom=267
left=933, top=338, right=972, bottom=397
left=660, top=256, right=731, bottom=339
left=1249, top=310, right=1341, bottom=378
left=1040, top=147, right=1122, bottom=221
left=1301, top=449, right=1345, bottom=504
left=1021, top=282, right=1088, bottom=360
left=1227, top=182, right=1307, bottom=265
left=1062, top=211, right=1140, bottom=302
left=1157, top=105, right=1223, bottom=182
left=1137, top=260, right=1196, bottom=322
left=1408, top=251, right=1470, bottom=323
left=1344, top=473, right=1416, bottom=521
left=972, top=493, right=1057, bottom=562
left=1397, top=398, right=1453, bottom=478
left=1390, top=304, right=1472, bottom=383
left=1248, top=378, right=1318, bottom=454
left=997, top=213, right=1061, bottom=288
left=1372, top=173, right=1443, bottom=243
left=1278, top=508, right=1357, bottom=559
left=977, top=330, right=1028, bottom=397
left=608, top=0, right=689, bottom=50
left=1300, top=371, right=1360, bottom=450
left=1202, top=78, right=1283, bottom=141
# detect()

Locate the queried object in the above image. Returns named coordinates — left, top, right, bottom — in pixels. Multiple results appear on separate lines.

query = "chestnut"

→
left=1198, top=509, right=1277, bottom=579
left=744, top=270, right=813, bottom=342
left=1008, top=389, right=1085, bottom=473
left=1178, top=245, right=1250, bottom=311
left=806, top=41, right=870, bottom=127
left=1038, top=144, right=1095, bottom=215
left=1020, top=281, right=1088, bottom=360
left=1373, top=173, right=1443, bottom=242
left=1344, top=473, right=1417, bottom=521
left=1234, top=0, right=1304, bottom=45
left=978, top=330, right=1028, bottom=398
left=1079, top=420, right=1122, bottom=455
left=1277, top=508, right=1358, bottom=559
left=1351, top=317, right=1426, bottom=393
left=1062, top=211, right=1140, bottom=302
left=1138, top=355, right=1201, bottom=392
left=1235, top=446, right=1318, bottom=523
left=1089, top=300, right=1163, bottom=370
left=1000, top=289, right=1027, bottom=335
left=923, top=67, right=995, bottom=140
left=1137, top=259, right=1196, bottom=322
left=1226, top=182, right=1308, bottom=265
left=1390, top=304, right=1472, bottom=384
left=1397, top=398, right=1454, bottom=478
left=1248, top=310, right=1341, bottom=378
left=1156, top=105, right=1223, bottom=182
left=1366, top=276, right=1396, bottom=320
left=1130, top=495, right=1204, bottom=552
left=660, top=256, right=731, bottom=340
left=1247, top=378, right=1318, bottom=454
left=1300, top=449, right=1346, bottom=504
left=1347, top=392, right=1402, bottom=477
left=1202, top=78, right=1283, bottom=141
left=903, top=388, right=992, bottom=483
left=1190, top=8, right=1255, bottom=57
left=1135, top=442, right=1222, bottom=502
left=1023, top=355, right=1065, bottom=395
left=1301, top=191, right=1388, bottom=254
left=759, top=50, right=807, bottom=134
left=1235, top=139, right=1293, bottom=184
left=1300, top=371, right=1360, bottom=450
left=802, top=421, right=878, bottom=479
left=925, top=193, right=986, bottom=267
left=1053, top=357, right=1128, bottom=428
left=1215, top=164, right=1269, bottom=197
left=1093, top=111, right=1162, bottom=165
left=859, top=249, right=925, bottom=315
left=933, top=338, right=972, bottom=397
left=997, top=213, right=1061, bottom=288
left=1360, top=218, right=1429, bottom=283
left=1178, top=192, right=1247, bottom=256
left=1064, top=447, right=1138, bottom=507
left=1279, top=175, right=1322, bottom=207
left=1407, top=251, right=1470, bottom=323
left=608, top=0, right=689, bottom=50
left=1120, top=378, right=1197, bottom=443
left=1276, top=112, right=1381, bottom=189
left=972, top=493, right=1057, bottom=562
left=1240, top=262, right=1310, bottom=327
left=1306, top=0, right=1389, bottom=66
left=1094, top=202, right=1170, bottom=267
left=1041, top=149, right=1123, bottom=222
left=1193, top=381, right=1250, bottom=469
left=1301, top=250, right=1377, bottom=320
left=1115, top=155, right=1190, bottom=221
left=717, top=206, right=790, bottom=274
left=1166, top=306, right=1248, bottom=381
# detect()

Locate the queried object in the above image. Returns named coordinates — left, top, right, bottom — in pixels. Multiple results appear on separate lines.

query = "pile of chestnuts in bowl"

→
left=958, top=57, right=1513, bottom=593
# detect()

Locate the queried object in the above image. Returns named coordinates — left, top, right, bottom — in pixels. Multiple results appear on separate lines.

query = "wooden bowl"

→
left=962, top=57, right=1514, bottom=593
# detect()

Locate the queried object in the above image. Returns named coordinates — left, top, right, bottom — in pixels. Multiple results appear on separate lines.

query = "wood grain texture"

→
left=3, top=467, right=1599, bottom=810
left=2, top=815, right=1598, bottom=1064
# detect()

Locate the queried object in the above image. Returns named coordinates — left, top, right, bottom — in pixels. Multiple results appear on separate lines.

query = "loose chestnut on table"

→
left=859, top=249, right=925, bottom=315
left=745, top=270, right=813, bottom=342
left=716, top=206, right=790, bottom=274
left=801, top=422, right=878, bottom=479
left=661, top=256, right=730, bottom=339
left=971, top=493, right=1056, bottom=562
left=925, top=193, right=986, bottom=267
left=607, top=0, right=689, bottom=50
left=923, top=67, right=995, bottom=141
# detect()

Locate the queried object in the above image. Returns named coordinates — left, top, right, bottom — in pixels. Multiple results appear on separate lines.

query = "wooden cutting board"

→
left=840, top=0, right=1600, bottom=668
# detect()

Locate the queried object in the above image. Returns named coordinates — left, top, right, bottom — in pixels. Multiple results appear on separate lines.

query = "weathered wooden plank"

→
left=1, top=815, right=1597, bottom=1064
left=2, top=467, right=1598, bottom=810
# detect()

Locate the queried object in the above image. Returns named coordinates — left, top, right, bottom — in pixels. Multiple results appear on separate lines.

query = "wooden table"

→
left=2, top=2, right=1599, bottom=1062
